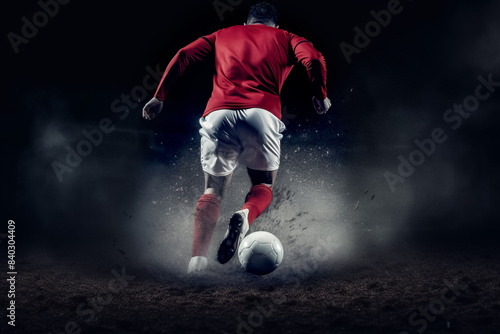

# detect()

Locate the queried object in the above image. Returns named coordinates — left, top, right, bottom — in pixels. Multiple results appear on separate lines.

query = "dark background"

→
left=2, top=1, right=500, bottom=333
left=1, top=0, right=499, bottom=271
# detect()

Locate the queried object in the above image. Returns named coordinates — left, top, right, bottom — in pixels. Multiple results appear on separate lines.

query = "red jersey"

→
left=154, top=24, right=327, bottom=120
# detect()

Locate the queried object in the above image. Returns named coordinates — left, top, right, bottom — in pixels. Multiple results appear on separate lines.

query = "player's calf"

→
left=242, top=184, right=273, bottom=225
left=189, top=194, right=220, bottom=273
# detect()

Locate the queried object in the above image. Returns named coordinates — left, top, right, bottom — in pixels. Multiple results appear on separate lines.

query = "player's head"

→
left=246, top=2, right=278, bottom=28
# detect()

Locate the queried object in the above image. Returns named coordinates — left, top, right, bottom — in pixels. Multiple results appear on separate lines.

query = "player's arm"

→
left=143, top=34, right=216, bottom=120
left=290, top=34, right=331, bottom=114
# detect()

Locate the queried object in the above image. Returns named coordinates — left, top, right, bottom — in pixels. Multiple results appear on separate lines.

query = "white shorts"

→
left=199, top=108, right=286, bottom=176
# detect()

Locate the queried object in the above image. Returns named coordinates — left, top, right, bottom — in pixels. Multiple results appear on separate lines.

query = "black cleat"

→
left=217, top=209, right=249, bottom=264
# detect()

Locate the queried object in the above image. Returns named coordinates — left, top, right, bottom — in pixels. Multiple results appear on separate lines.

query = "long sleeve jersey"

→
left=154, top=24, right=327, bottom=120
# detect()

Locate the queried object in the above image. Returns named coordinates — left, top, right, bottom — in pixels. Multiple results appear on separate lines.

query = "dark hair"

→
left=247, top=2, right=278, bottom=27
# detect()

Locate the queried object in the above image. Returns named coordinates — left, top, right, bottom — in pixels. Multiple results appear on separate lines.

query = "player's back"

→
left=215, top=25, right=293, bottom=94
left=205, top=24, right=298, bottom=118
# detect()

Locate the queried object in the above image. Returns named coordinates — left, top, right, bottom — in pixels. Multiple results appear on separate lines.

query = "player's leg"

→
left=217, top=108, right=284, bottom=264
left=216, top=169, right=277, bottom=264
left=247, top=168, right=276, bottom=188
left=242, top=168, right=276, bottom=225
left=188, top=173, right=232, bottom=273
left=189, top=109, right=239, bottom=273
left=204, top=172, right=232, bottom=199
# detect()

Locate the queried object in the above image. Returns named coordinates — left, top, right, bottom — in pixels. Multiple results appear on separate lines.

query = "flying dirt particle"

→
left=302, top=227, right=307, bottom=231
left=371, top=194, right=375, bottom=200
left=364, top=189, right=368, bottom=194
left=119, top=249, right=126, bottom=255
left=354, top=201, right=359, bottom=211
left=123, top=210, right=132, bottom=218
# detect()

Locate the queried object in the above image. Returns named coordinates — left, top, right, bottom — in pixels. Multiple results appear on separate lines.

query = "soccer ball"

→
left=238, top=231, right=284, bottom=275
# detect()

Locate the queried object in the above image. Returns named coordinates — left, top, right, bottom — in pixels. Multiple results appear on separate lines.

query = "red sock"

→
left=242, top=184, right=273, bottom=225
left=192, top=194, right=220, bottom=257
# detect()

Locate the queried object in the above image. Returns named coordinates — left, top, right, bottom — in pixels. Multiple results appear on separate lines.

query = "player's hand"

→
left=142, top=97, right=163, bottom=120
left=312, top=96, right=331, bottom=114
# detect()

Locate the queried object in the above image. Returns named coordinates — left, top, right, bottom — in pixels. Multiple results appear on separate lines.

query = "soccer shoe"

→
left=187, top=256, right=208, bottom=274
left=217, top=209, right=249, bottom=264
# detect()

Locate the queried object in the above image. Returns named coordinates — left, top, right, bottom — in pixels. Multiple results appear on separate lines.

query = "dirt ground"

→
left=4, top=237, right=500, bottom=334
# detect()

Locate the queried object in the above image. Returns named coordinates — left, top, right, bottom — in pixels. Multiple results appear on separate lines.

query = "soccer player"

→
left=142, top=2, right=331, bottom=273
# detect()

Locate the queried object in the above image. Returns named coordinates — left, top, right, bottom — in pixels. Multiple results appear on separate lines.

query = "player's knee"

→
left=203, top=188, right=223, bottom=200
left=247, top=168, right=274, bottom=186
